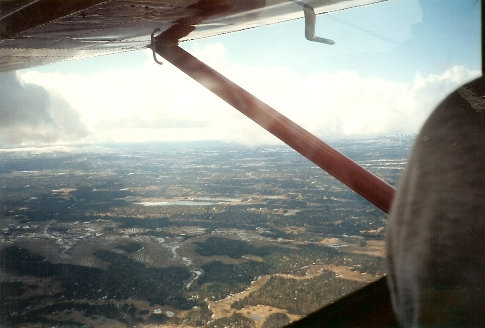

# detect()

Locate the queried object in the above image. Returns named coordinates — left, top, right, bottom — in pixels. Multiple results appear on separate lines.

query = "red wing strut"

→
left=153, top=44, right=395, bottom=214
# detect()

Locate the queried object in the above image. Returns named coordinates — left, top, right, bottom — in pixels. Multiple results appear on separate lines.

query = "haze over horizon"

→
left=0, top=0, right=480, bottom=148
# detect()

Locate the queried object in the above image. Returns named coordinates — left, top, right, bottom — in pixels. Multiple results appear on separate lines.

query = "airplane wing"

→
left=1, top=1, right=400, bottom=327
left=0, top=0, right=385, bottom=72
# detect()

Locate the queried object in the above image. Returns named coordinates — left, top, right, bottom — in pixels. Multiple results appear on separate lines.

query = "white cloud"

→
left=17, top=44, right=480, bottom=146
left=0, top=72, right=88, bottom=146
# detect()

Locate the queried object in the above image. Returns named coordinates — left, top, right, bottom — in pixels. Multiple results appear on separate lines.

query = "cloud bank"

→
left=0, top=72, right=88, bottom=146
left=14, top=44, right=480, bottom=146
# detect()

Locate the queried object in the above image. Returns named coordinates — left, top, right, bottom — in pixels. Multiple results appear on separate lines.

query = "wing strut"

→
left=153, top=44, right=395, bottom=213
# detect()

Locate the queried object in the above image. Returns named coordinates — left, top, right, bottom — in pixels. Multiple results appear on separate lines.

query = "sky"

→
left=0, top=0, right=481, bottom=147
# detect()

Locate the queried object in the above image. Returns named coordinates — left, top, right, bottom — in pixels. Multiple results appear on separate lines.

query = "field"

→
left=0, top=136, right=412, bottom=327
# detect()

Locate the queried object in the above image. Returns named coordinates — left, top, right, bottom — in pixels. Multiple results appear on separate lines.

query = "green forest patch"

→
left=231, top=271, right=364, bottom=315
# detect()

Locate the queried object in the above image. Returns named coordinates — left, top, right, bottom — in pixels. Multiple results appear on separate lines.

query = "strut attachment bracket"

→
left=151, top=28, right=164, bottom=65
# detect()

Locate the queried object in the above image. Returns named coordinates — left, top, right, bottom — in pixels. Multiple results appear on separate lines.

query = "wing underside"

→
left=0, top=0, right=385, bottom=72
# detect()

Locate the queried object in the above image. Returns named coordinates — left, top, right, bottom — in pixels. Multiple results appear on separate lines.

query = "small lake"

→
left=136, top=200, right=214, bottom=206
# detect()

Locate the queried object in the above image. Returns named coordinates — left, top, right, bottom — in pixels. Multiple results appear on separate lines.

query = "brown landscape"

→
left=1, top=137, right=410, bottom=327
